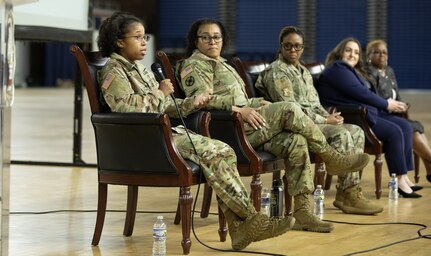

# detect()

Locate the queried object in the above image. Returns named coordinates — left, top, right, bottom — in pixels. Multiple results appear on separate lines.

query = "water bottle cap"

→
left=316, top=185, right=322, bottom=189
left=157, top=216, right=163, bottom=220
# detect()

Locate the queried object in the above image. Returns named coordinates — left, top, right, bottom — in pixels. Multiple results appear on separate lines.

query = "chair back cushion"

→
left=231, top=57, right=269, bottom=98
left=303, top=62, right=325, bottom=85
left=208, top=110, right=252, bottom=164
left=92, top=112, right=181, bottom=174
left=156, top=50, right=186, bottom=99
left=70, top=45, right=110, bottom=114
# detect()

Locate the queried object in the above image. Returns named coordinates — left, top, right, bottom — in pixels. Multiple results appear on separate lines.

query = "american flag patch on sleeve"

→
left=101, top=73, right=115, bottom=90
left=180, top=65, right=193, bottom=78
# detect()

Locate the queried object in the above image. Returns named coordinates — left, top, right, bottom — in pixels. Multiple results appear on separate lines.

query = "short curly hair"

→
left=185, top=18, right=230, bottom=57
left=97, top=11, right=143, bottom=57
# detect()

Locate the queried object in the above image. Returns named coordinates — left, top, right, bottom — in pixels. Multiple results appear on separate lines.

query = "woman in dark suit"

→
left=317, top=37, right=421, bottom=198
left=365, top=39, right=431, bottom=183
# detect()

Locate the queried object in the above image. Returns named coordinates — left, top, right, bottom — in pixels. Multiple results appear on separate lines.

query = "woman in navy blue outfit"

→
left=316, top=37, right=421, bottom=198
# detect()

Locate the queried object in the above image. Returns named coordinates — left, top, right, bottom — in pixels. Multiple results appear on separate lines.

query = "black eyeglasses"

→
left=281, top=43, right=304, bottom=51
left=197, top=34, right=223, bottom=43
left=122, top=35, right=150, bottom=42
left=371, top=50, right=388, bottom=56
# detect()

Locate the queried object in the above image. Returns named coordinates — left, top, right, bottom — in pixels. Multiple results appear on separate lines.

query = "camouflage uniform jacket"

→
left=255, top=55, right=329, bottom=124
left=176, top=50, right=264, bottom=110
left=97, top=53, right=197, bottom=122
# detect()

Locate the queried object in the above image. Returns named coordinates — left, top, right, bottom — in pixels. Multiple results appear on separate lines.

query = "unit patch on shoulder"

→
left=180, top=65, right=193, bottom=79
left=185, top=76, right=195, bottom=86
left=101, top=73, right=115, bottom=90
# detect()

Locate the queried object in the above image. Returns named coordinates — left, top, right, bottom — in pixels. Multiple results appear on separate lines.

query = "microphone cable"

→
left=323, top=219, right=431, bottom=256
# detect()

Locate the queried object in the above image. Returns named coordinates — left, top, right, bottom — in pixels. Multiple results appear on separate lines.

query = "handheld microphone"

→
left=151, top=62, right=176, bottom=102
left=151, top=62, right=166, bottom=82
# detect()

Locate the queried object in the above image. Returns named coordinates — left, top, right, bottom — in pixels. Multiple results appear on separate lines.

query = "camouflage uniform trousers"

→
left=243, top=101, right=330, bottom=196
left=173, top=130, right=251, bottom=219
left=318, top=124, right=364, bottom=189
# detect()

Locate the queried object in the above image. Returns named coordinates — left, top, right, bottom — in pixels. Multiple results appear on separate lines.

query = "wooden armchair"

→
left=301, top=61, right=385, bottom=198
left=325, top=104, right=420, bottom=198
left=307, top=62, right=421, bottom=198
left=156, top=51, right=286, bottom=216
left=231, top=57, right=326, bottom=215
left=402, top=106, right=421, bottom=183
left=69, top=45, right=226, bottom=255
left=324, top=105, right=384, bottom=198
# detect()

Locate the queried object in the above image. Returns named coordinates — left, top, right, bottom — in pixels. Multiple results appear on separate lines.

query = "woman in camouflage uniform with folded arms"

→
left=177, top=18, right=370, bottom=233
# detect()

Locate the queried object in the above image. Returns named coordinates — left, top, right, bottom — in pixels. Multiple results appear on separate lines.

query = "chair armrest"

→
left=333, top=105, right=383, bottom=150
left=170, top=111, right=211, bottom=137
left=208, top=110, right=261, bottom=167
left=91, top=112, right=163, bottom=125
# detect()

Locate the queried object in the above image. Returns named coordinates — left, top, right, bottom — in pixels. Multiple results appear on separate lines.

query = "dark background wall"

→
left=37, top=0, right=431, bottom=90
left=155, top=0, right=431, bottom=90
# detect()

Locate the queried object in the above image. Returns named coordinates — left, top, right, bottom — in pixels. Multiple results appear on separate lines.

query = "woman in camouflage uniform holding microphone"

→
left=96, top=11, right=295, bottom=251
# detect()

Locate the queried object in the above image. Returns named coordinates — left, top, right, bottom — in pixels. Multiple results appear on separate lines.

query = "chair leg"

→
left=92, top=183, right=108, bottom=246
left=374, top=154, right=383, bottom=199
left=180, top=186, right=192, bottom=255
left=282, top=174, right=292, bottom=216
left=414, top=152, right=420, bottom=183
left=174, top=189, right=181, bottom=225
left=324, top=174, right=333, bottom=190
left=216, top=196, right=227, bottom=242
left=250, top=174, right=262, bottom=211
left=200, top=183, right=213, bottom=218
left=314, top=161, right=326, bottom=188
left=123, top=185, right=138, bottom=236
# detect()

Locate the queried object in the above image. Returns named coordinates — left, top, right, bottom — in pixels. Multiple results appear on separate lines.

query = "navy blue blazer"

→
left=316, top=61, right=388, bottom=126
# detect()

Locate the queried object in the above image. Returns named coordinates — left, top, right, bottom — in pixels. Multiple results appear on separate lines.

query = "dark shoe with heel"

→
left=410, top=185, right=423, bottom=191
left=398, top=188, right=422, bottom=198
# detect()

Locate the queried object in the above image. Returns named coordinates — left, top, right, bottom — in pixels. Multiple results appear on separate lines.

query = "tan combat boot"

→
left=319, top=145, right=370, bottom=175
left=253, top=215, right=296, bottom=242
left=292, top=193, right=334, bottom=233
left=333, top=185, right=345, bottom=209
left=224, top=206, right=269, bottom=250
left=336, top=185, right=383, bottom=215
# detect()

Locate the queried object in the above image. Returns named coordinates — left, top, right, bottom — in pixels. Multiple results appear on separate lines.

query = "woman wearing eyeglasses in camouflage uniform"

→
left=177, top=18, right=371, bottom=234
left=255, top=26, right=383, bottom=217
left=96, top=11, right=300, bottom=251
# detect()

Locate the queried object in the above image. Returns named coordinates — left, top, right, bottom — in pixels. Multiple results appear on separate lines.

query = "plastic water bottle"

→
left=313, top=185, right=324, bottom=220
left=388, top=173, right=398, bottom=201
left=261, top=187, right=271, bottom=217
left=270, top=179, right=284, bottom=218
left=152, top=216, right=167, bottom=256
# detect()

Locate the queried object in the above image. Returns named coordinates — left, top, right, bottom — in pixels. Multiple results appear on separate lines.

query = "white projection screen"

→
left=13, top=0, right=91, bottom=42
left=14, top=0, right=89, bottom=31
